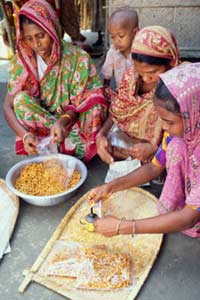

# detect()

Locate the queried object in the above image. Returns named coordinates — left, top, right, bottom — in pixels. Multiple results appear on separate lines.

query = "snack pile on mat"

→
left=40, top=241, right=131, bottom=289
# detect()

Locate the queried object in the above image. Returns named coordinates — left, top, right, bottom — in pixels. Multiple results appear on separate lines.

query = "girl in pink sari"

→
left=88, top=63, right=200, bottom=238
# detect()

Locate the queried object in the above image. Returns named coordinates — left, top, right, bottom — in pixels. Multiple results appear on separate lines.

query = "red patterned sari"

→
left=110, top=26, right=180, bottom=147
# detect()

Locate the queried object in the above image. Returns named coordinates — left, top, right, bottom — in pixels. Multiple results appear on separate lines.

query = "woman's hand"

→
left=87, top=184, right=113, bottom=206
left=50, top=118, right=70, bottom=143
left=23, top=133, right=38, bottom=155
left=127, top=142, right=157, bottom=162
left=96, top=134, right=114, bottom=164
left=94, top=215, right=120, bottom=237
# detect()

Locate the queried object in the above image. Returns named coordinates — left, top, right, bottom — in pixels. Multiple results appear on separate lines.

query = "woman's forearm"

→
left=3, top=93, right=27, bottom=138
left=97, top=115, right=113, bottom=136
left=60, top=110, right=78, bottom=126
left=119, top=206, right=200, bottom=235
left=108, top=162, right=164, bottom=194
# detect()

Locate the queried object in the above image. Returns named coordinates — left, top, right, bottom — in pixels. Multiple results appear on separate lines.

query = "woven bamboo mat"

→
left=19, top=187, right=163, bottom=300
left=0, top=179, right=19, bottom=239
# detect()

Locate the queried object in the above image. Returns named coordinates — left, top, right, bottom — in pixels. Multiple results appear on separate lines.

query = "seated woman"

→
left=3, top=0, right=107, bottom=162
left=97, top=26, right=180, bottom=164
left=88, top=62, right=200, bottom=238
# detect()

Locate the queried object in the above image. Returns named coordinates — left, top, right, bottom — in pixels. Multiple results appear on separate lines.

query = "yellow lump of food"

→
left=15, top=160, right=81, bottom=196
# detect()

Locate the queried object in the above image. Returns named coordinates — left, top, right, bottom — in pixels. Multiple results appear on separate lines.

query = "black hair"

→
left=132, top=53, right=171, bottom=66
left=5, top=1, right=13, bottom=10
left=19, top=14, right=35, bottom=30
left=154, top=79, right=180, bottom=113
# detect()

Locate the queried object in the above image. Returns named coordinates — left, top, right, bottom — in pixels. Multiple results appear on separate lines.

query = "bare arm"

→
left=96, top=115, right=114, bottom=164
left=132, top=206, right=200, bottom=234
left=97, top=115, right=113, bottom=136
left=108, top=162, right=163, bottom=193
left=127, top=142, right=158, bottom=162
left=51, top=110, right=78, bottom=143
left=3, top=92, right=27, bottom=138
left=88, top=162, right=164, bottom=204
left=95, top=206, right=200, bottom=237
left=3, top=92, right=38, bottom=154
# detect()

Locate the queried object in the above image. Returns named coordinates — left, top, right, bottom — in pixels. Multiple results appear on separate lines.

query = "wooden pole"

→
left=0, top=0, right=15, bottom=55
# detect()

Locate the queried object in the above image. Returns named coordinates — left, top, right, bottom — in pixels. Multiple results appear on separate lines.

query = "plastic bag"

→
left=43, top=156, right=76, bottom=190
left=92, top=200, right=102, bottom=218
left=39, top=241, right=84, bottom=278
left=76, top=246, right=131, bottom=290
left=36, top=136, right=58, bottom=156
left=37, top=137, right=76, bottom=190
left=39, top=241, right=131, bottom=290
left=107, top=124, right=133, bottom=149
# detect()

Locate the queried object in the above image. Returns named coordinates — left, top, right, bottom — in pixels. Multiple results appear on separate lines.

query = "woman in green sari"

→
left=3, top=0, right=107, bottom=162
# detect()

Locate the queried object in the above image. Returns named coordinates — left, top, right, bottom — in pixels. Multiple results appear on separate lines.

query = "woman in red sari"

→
left=97, top=26, right=180, bottom=164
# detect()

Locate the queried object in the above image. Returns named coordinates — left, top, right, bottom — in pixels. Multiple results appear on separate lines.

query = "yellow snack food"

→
left=15, top=161, right=81, bottom=196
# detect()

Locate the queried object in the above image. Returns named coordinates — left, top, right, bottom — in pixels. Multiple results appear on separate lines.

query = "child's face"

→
left=155, top=101, right=184, bottom=138
left=109, top=22, right=136, bottom=56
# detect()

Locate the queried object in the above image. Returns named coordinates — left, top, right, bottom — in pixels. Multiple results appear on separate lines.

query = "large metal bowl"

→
left=5, top=154, right=87, bottom=207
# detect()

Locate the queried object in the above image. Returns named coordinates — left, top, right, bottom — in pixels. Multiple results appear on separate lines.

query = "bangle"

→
left=60, top=113, right=73, bottom=122
left=22, top=132, right=34, bottom=144
left=131, top=219, right=135, bottom=237
left=115, top=217, right=126, bottom=235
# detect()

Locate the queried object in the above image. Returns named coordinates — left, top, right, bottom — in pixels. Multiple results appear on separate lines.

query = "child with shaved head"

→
left=102, top=8, right=139, bottom=90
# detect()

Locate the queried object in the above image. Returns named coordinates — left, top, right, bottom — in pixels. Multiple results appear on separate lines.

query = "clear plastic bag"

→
left=36, top=137, right=76, bottom=190
left=39, top=241, right=131, bottom=290
left=107, top=124, right=133, bottom=149
left=36, top=136, right=58, bottom=156
left=76, top=246, right=131, bottom=290
left=91, top=200, right=102, bottom=218
left=43, top=156, right=76, bottom=190
left=39, top=241, right=84, bottom=278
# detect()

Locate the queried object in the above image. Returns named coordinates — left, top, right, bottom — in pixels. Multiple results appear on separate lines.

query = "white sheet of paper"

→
left=0, top=189, right=16, bottom=259
left=105, top=158, right=150, bottom=186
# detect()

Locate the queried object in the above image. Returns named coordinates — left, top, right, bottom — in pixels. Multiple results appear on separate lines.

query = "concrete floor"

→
left=0, top=42, right=200, bottom=299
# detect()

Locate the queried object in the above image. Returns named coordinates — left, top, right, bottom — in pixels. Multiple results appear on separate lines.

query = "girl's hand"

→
left=87, top=184, right=113, bottom=206
left=50, top=118, right=70, bottom=143
left=23, top=133, right=38, bottom=155
left=94, top=215, right=120, bottom=237
left=127, top=143, right=156, bottom=162
left=96, top=134, right=114, bottom=164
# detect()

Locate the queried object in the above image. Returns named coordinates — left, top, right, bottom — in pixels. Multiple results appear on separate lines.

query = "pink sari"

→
left=158, top=63, right=200, bottom=238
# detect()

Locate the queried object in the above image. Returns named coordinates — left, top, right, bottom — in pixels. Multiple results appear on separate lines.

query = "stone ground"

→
left=0, top=32, right=200, bottom=300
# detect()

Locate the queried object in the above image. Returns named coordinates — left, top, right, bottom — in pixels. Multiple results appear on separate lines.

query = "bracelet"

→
left=115, top=217, right=126, bottom=235
left=22, top=132, right=34, bottom=144
left=131, top=219, right=135, bottom=237
left=60, top=113, right=73, bottom=122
